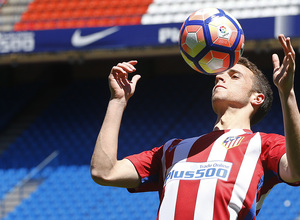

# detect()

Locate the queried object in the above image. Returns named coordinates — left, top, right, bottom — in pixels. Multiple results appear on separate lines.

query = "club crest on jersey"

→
left=222, top=136, right=244, bottom=149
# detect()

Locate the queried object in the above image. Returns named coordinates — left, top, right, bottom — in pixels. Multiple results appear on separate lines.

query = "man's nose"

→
left=215, top=73, right=226, bottom=83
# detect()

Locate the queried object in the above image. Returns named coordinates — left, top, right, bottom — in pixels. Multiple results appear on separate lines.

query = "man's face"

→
left=211, top=64, right=255, bottom=111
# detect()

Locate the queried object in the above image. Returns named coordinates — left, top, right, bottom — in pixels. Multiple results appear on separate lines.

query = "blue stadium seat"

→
left=258, top=183, right=300, bottom=220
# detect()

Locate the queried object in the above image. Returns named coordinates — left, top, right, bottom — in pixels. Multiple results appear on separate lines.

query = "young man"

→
left=91, top=34, right=300, bottom=219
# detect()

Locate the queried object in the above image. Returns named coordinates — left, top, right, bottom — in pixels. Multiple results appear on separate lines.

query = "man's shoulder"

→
left=251, top=131, right=284, bottom=138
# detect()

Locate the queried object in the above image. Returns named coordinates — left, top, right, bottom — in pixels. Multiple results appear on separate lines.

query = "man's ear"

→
left=251, top=92, right=265, bottom=107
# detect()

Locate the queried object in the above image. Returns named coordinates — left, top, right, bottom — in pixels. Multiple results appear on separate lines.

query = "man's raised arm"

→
left=90, top=61, right=141, bottom=188
left=273, top=35, right=300, bottom=183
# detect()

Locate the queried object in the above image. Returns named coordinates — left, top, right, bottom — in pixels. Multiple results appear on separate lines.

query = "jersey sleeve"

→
left=261, top=133, right=286, bottom=175
left=126, top=146, right=163, bottom=193
left=261, top=133, right=300, bottom=186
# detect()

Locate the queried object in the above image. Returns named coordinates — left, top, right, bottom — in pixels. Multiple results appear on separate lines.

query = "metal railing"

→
left=0, top=150, right=59, bottom=218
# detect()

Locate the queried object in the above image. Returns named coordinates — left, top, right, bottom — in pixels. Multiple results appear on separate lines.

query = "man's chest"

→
left=162, top=131, right=263, bottom=188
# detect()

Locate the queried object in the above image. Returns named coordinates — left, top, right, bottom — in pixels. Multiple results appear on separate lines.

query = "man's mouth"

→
left=214, top=85, right=226, bottom=90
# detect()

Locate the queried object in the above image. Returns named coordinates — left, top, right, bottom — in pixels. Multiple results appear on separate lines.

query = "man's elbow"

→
left=289, top=171, right=300, bottom=183
left=90, top=167, right=113, bottom=186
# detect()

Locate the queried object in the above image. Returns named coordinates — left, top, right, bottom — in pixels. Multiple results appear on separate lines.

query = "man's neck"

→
left=213, top=108, right=252, bottom=131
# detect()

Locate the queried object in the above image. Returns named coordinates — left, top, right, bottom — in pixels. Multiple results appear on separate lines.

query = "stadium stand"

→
left=0, top=74, right=212, bottom=219
left=0, top=67, right=299, bottom=219
left=12, top=0, right=152, bottom=31
left=0, top=0, right=297, bottom=31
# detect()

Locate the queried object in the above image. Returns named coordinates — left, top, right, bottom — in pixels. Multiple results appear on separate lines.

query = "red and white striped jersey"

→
left=127, top=129, right=296, bottom=220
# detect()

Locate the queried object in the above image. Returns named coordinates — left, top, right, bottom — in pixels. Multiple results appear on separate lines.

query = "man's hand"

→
left=109, top=60, right=141, bottom=103
left=272, top=34, right=296, bottom=96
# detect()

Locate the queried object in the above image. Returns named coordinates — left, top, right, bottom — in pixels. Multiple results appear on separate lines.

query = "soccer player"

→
left=90, top=34, right=300, bottom=219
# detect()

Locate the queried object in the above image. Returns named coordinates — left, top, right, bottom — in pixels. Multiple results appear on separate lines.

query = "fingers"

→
left=279, top=35, right=296, bottom=73
left=278, top=34, right=295, bottom=58
left=117, top=60, right=137, bottom=73
left=110, top=60, right=140, bottom=89
left=276, top=35, right=296, bottom=72
left=118, top=60, right=137, bottom=73
left=288, top=52, right=296, bottom=74
left=272, top=53, right=280, bottom=71
left=111, top=60, right=137, bottom=80
left=128, top=60, right=138, bottom=66
left=111, top=60, right=137, bottom=75
left=278, top=34, right=288, bottom=55
left=131, top=74, right=141, bottom=85
left=286, top=38, right=295, bottom=58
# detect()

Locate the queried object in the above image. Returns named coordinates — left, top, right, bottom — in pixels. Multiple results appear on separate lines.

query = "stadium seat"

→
left=21, top=12, right=37, bottom=21
left=70, top=9, right=84, bottom=19
left=73, top=19, right=86, bottom=28
left=38, top=11, right=51, bottom=21
left=41, top=20, right=56, bottom=30
left=13, top=22, right=25, bottom=31
left=32, top=21, right=45, bottom=30
left=50, top=11, right=60, bottom=20
left=85, top=18, right=98, bottom=27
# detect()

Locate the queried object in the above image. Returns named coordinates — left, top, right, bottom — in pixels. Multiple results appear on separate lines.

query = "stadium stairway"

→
left=0, top=0, right=30, bottom=32
left=0, top=178, right=43, bottom=217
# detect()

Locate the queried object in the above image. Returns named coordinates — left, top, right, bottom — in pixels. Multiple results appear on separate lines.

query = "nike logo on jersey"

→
left=71, top=26, right=120, bottom=47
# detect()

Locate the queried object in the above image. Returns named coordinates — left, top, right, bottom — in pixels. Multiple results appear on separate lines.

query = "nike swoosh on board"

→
left=71, top=26, right=120, bottom=47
